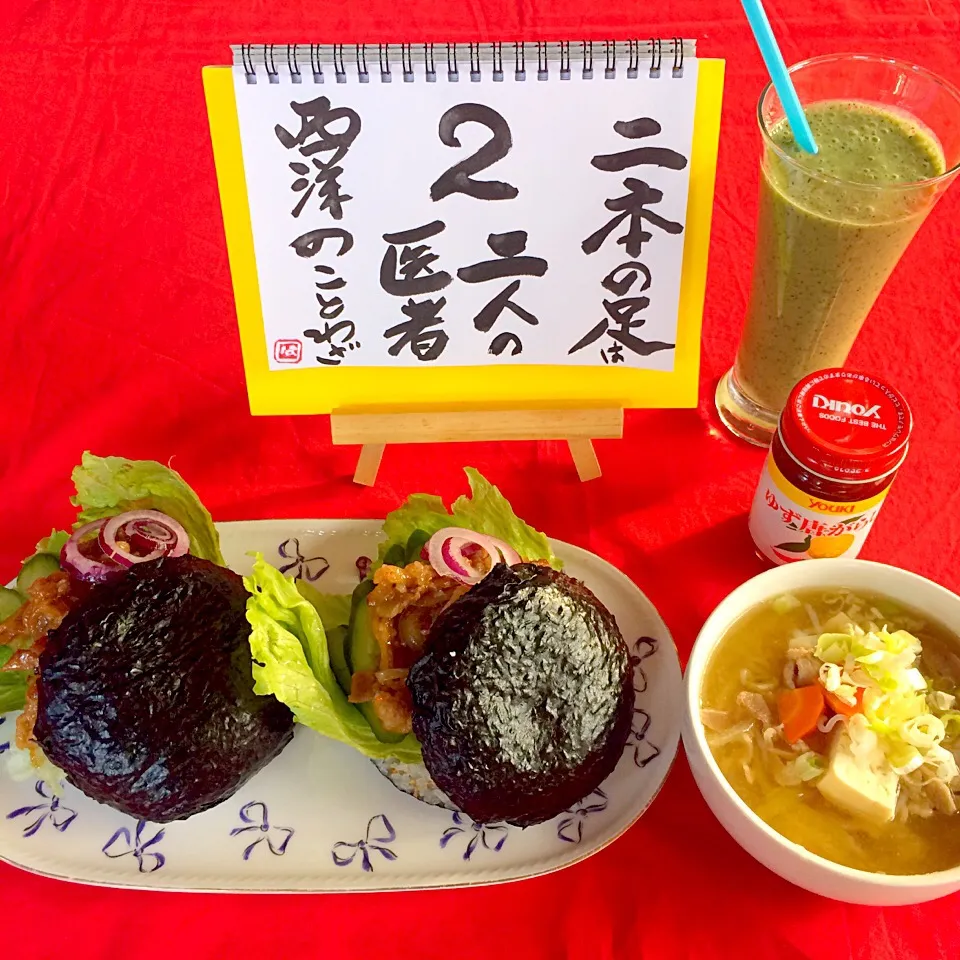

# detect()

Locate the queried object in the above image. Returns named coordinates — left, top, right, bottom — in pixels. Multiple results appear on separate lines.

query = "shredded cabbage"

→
left=928, top=744, right=959, bottom=783
left=773, top=594, right=802, bottom=615
left=901, top=715, right=946, bottom=751
left=775, top=750, right=827, bottom=786
left=813, top=620, right=960, bottom=797
left=818, top=661, right=859, bottom=705
left=791, top=751, right=826, bottom=782
left=929, top=691, right=956, bottom=711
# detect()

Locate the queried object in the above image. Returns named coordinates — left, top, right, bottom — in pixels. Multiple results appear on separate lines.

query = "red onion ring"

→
left=99, top=510, right=190, bottom=567
left=126, top=517, right=178, bottom=553
left=482, top=535, right=521, bottom=567
left=426, top=527, right=522, bottom=584
left=60, top=520, right=126, bottom=584
left=438, top=535, right=472, bottom=579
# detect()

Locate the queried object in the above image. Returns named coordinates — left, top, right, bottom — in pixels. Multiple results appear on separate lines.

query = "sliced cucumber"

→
left=327, top=625, right=352, bottom=696
left=17, top=553, right=61, bottom=595
left=355, top=694, right=405, bottom=743
left=0, top=587, right=24, bottom=623
left=351, top=577, right=375, bottom=610
left=348, top=597, right=381, bottom=675
left=347, top=594, right=404, bottom=744
left=405, top=528, right=431, bottom=564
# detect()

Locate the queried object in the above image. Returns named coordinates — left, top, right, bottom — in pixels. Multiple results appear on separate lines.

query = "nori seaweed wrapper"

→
left=35, top=554, right=294, bottom=822
left=408, top=563, right=632, bottom=826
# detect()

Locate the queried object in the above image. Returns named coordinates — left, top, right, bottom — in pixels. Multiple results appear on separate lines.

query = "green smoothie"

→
left=736, top=101, right=945, bottom=413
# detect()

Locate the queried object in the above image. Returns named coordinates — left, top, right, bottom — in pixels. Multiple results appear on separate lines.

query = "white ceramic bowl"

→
left=683, top=558, right=960, bottom=906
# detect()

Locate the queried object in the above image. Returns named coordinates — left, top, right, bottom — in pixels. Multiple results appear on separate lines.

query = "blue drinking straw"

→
left=741, top=0, right=819, bottom=154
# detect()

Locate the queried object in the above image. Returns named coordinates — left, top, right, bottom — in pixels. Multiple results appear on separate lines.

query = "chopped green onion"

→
left=773, top=594, right=802, bottom=615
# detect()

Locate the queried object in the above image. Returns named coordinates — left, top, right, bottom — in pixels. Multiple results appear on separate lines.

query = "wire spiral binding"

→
left=234, top=40, right=694, bottom=84
left=447, top=43, right=458, bottom=82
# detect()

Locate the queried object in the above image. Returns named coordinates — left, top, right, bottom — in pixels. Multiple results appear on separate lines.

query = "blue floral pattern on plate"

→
left=332, top=814, right=397, bottom=872
left=7, top=780, right=77, bottom=838
left=102, top=820, right=166, bottom=873
left=277, top=537, right=330, bottom=582
left=626, top=635, right=661, bottom=768
left=556, top=788, right=608, bottom=844
left=0, top=521, right=682, bottom=892
left=440, top=812, right=509, bottom=861
left=631, top=636, right=658, bottom=694
left=230, top=801, right=294, bottom=860
left=625, top=708, right=660, bottom=768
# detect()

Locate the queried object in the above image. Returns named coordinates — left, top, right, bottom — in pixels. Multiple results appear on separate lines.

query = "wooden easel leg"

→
left=567, top=438, right=601, bottom=482
left=353, top=444, right=385, bottom=486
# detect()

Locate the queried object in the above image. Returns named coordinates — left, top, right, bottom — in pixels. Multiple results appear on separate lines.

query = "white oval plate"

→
left=0, top=519, right=680, bottom=892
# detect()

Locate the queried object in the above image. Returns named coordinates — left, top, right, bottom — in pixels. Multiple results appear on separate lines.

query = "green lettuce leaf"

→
left=245, top=556, right=422, bottom=763
left=296, top=581, right=352, bottom=631
left=377, top=467, right=560, bottom=569
left=0, top=670, right=28, bottom=714
left=71, top=452, right=224, bottom=565
left=34, top=529, right=69, bottom=557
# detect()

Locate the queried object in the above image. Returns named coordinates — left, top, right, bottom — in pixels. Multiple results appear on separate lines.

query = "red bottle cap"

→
left=779, top=369, right=912, bottom=482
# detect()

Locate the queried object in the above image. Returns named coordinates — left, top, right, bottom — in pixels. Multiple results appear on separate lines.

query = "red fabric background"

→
left=2, top=1, right=960, bottom=957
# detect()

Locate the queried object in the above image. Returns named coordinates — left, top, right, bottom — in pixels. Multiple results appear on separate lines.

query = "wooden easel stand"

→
left=331, top=407, right=624, bottom=486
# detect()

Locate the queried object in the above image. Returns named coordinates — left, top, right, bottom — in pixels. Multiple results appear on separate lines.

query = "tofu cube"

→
left=816, top=725, right=899, bottom=824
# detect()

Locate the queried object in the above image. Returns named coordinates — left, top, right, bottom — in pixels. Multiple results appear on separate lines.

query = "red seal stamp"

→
left=273, top=340, right=302, bottom=363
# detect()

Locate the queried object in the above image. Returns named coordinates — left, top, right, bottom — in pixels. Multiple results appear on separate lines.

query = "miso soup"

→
left=701, top=588, right=960, bottom=875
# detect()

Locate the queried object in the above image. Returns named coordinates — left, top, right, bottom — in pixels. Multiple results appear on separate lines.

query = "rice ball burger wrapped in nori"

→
left=2, top=453, right=294, bottom=822
left=35, top=554, right=294, bottom=822
left=248, top=469, right=634, bottom=827
left=409, top=563, right=633, bottom=826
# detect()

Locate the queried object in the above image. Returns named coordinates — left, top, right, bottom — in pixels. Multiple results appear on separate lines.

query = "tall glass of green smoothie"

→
left=717, top=54, right=960, bottom=445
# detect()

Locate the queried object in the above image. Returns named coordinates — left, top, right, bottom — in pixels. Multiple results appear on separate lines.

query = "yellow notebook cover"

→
left=203, top=56, right=724, bottom=417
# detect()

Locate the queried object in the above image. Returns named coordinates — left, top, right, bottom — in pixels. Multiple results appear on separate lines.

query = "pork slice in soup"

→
left=700, top=589, right=960, bottom=875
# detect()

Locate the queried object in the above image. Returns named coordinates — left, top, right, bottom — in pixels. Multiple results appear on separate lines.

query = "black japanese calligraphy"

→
left=583, top=118, right=687, bottom=258
left=582, top=178, right=684, bottom=258
left=602, top=260, right=652, bottom=297
left=575, top=118, right=688, bottom=362
left=381, top=222, right=452, bottom=362
left=291, top=227, right=353, bottom=318
left=458, top=231, right=547, bottom=355
left=591, top=118, right=689, bottom=173
left=568, top=260, right=674, bottom=360
left=603, top=343, right=625, bottom=364
left=457, top=230, right=548, bottom=283
left=384, top=298, right=449, bottom=362
left=304, top=320, right=361, bottom=366
left=430, top=104, right=519, bottom=202
left=471, top=281, right=537, bottom=333
left=489, top=332, right=523, bottom=357
left=290, top=227, right=354, bottom=259
left=276, top=97, right=361, bottom=219
left=380, top=221, right=452, bottom=297
left=568, top=308, right=675, bottom=359
left=292, top=227, right=358, bottom=365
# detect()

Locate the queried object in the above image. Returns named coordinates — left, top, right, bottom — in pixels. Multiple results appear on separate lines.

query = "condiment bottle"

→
left=748, top=368, right=912, bottom=565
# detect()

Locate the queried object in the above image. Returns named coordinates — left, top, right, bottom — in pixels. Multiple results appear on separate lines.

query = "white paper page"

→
left=232, top=59, right=699, bottom=370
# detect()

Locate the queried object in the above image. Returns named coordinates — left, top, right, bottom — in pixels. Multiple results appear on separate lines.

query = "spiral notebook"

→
left=203, top=42, right=724, bottom=416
